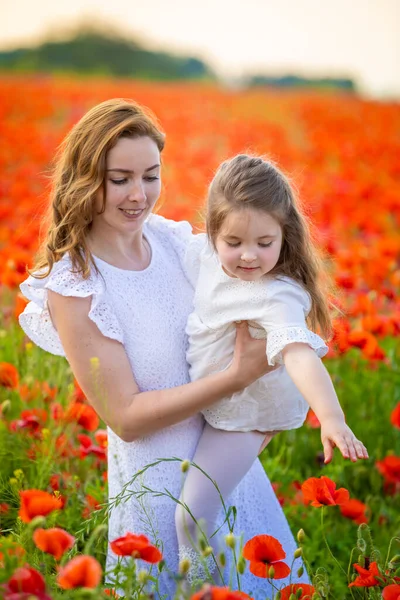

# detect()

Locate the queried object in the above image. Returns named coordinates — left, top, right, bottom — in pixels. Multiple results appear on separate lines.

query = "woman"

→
left=19, top=98, right=309, bottom=598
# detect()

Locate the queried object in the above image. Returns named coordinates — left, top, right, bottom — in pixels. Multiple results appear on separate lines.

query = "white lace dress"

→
left=185, top=235, right=328, bottom=432
left=19, top=214, right=309, bottom=599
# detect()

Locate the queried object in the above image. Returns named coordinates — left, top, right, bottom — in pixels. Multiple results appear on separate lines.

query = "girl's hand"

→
left=320, top=419, right=369, bottom=464
left=229, top=321, right=276, bottom=390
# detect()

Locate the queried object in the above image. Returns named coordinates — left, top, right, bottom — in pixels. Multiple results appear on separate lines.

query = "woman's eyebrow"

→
left=106, top=164, right=160, bottom=173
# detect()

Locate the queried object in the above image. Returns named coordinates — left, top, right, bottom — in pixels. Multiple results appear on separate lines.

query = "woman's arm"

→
left=48, top=291, right=270, bottom=442
left=282, top=342, right=369, bottom=464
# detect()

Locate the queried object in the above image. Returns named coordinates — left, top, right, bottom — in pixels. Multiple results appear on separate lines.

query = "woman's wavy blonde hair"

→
left=207, top=154, right=334, bottom=339
left=30, top=98, right=165, bottom=279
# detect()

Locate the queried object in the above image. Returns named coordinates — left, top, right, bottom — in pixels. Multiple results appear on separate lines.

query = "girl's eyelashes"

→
left=225, top=241, right=273, bottom=248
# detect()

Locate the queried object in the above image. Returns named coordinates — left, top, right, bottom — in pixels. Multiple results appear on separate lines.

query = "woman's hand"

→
left=320, top=419, right=369, bottom=464
left=229, top=321, right=276, bottom=390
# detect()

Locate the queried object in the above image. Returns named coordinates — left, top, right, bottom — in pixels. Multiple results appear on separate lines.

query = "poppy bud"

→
left=225, top=533, right=236, bottom=549
left=138, top=570, right=149, bottom=584
left=179, top=558, right=191, bottom=574
left=274, top=592, right=281, bottom=600
left=289, top=594, right=296, bottom=600
left=218, top=552, right=226, bottom=567
left=27, top=515, right=47, bottom=532
left=0, top=399, right=10, bottom=415
left=294, top=548, right=303, bottom=559
left=268, top=565, right=275, bottom=578
left=297, top=566, right=304, bottom=577
left=296, top=588, right=303, bottom=598
left=297, top=529, right=306, bottom=544
left=202, top=546, right=213, bottom=557
left=199, top=537, right=207, bottom=551
left=237, top=556, right=246, bottom=574
left=390, top=554, right=400, bottom=564
left=181, top=459, right=190, bottom=473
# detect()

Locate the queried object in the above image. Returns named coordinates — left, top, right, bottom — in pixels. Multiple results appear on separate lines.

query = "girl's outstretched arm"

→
left=282, top=342, right=369, bottom=464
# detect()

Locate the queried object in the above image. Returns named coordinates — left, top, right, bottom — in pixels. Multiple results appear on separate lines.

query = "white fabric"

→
left=19, top=214, right=309, bottom=598
left=185, top=235, right=328, bottom=432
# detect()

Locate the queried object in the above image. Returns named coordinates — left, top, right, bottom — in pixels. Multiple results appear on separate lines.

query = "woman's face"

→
left=94, top=136, right=161, bottom=234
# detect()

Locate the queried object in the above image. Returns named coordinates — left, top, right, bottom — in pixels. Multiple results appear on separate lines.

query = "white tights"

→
left=175, top=423, right=275, bottom=583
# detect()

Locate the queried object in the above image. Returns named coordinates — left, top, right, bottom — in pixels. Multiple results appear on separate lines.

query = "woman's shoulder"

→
left=19, top=254, right=123, bottom=356
left=20, top=254, right=101, bottom=304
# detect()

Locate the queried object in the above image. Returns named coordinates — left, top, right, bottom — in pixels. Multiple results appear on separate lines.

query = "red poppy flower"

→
left=305, top=409, right=320, bottom=428
left=6, top=566, right=46, bottom=594
left=33, top=527, right=75, bottom=560
left=376, top=456, right=400, bottom=485
left=56, top=555, right=102, bottom=589
left=65, top=401, right=99, bottom=431
left=382, top=584, right=400, bottom=599
left=82, top=494, right=102, bottom=519
left=77, top=434, right=107, bottom=461
left=19, top=489, right=63, bottom=522
left=339, top=499, right=369, bottom=524
left=94, top=429, right=108, bottom=447
left=242, top=535, right=290, bottom=579
left=0, top=362, right=19, bottom=389
left=391, top=404, right=400, bottom=429
left=14, top=292, right=29, bottom=320
left=190, top=586, right=253, bottom=599
left=301, top=476, right=350, bottom=507
left=279, top=583, right=316, bottom=599
left=348, top=561, right=381, bottom=587
left=10, top=408, right=48, bottom=433
left=110, top=532, right=162, bottom=563
left=104, top=589, right=120, bottom=598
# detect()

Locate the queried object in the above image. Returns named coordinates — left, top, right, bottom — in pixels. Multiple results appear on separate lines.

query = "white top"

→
left=19, top=215, right=310, bottom=597
left=185, top=234, right=328, bottom=432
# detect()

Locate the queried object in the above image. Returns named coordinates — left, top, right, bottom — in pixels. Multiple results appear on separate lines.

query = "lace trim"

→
left=267, top=326, right=328, bottom=366
left=178, top=545, right=216, bottom=584
left=19, top=259, right=124, bottom=356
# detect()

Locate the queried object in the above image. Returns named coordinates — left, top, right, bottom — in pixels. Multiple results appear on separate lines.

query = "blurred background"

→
left=1, top=0, right=399, bottom=97
left=0, top=3, right=400, bottom=599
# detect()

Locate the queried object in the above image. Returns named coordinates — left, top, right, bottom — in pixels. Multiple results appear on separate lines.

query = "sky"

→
left=1, top=0, right=399, bottom=98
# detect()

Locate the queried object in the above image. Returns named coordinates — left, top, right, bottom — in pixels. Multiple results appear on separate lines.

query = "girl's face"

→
left=94, top=136, right=161, bottom=234
left=215, top=208, right=283, bottom=281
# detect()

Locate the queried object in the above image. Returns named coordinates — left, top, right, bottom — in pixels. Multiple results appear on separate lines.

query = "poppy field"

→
left=0, top=75, right=399, bottom=599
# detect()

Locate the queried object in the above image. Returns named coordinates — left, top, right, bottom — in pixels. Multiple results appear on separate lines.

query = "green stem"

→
left=320, top=508, right=347, bottom=578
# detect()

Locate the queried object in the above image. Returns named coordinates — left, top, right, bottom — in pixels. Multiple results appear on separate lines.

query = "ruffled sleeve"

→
left=19, top=256, right=124, bottom=356
left=260, top=277, right=328, bottom=366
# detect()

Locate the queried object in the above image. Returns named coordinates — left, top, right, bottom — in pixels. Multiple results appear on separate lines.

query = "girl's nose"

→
left=241, top=251, right=257, bottom=262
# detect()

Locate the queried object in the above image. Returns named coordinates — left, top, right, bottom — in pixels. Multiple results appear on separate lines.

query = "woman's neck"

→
left=87, top=223, right=151, bottom=271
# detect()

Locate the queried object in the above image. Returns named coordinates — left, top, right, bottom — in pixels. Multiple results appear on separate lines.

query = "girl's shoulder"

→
left=266, top=275, right=312, bottom=311
left=146, top=213, right=194, bottom=245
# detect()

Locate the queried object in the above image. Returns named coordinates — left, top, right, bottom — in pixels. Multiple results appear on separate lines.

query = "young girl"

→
left=175, top=154, right=369, bottom=580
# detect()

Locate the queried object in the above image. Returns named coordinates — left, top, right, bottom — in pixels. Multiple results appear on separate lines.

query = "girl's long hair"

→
left=206, top=154, right=334, bottom=339
left=30, top=98, right=165, bottom=279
